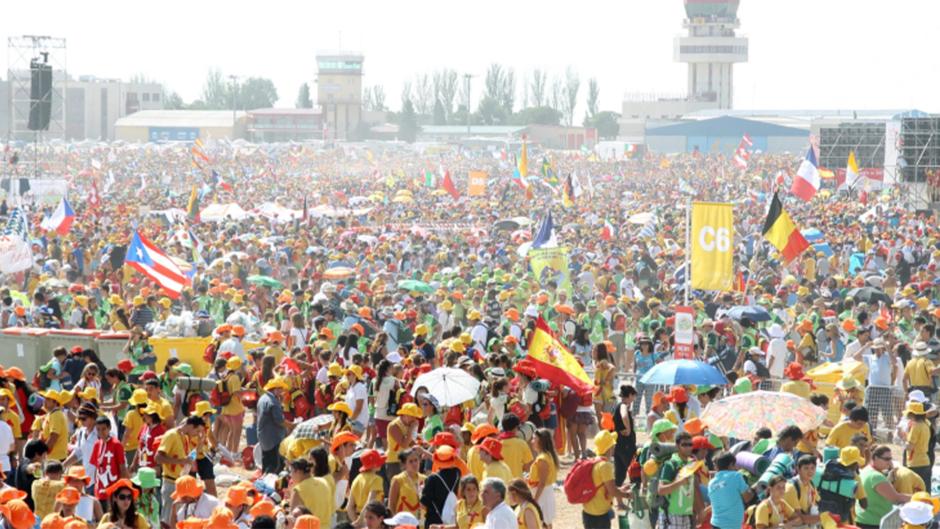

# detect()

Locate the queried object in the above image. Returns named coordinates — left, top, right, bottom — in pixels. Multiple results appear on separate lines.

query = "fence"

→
left=585, top=368, right=908, bottom=438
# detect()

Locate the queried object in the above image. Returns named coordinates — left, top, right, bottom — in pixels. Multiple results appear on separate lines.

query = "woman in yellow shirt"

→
left=388, top=448, right=425, bottom=516
left=905, top=402, right=932, bottom=486
left=593, top=346, right=616, bottom=414
left=754, top=475, right=800, bottom=529
left=289, top=457, right=334, bottom=527
left=508, top=479, right=544, bottom=529
left=347, top=449, right=386, bottom=525
left=479, top=438, right=512, bottom=483
left=220, top=356, right=245, bottom=455
left=328, top=401, right=353, bottom=438
left=528, top=428, right=558, bottom=527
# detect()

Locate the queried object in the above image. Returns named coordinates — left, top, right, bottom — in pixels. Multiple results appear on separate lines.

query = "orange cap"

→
left=40, top=514, right=66, bottom=529
left=231, top=325, right=245, bottom=337
left=4, top=367, right=25, bottom=382
left=63, top=520, right=87, bottom=529
left=223, top=486, right=251, bottom=507
left=177, top=519, right=208, bottom=529
left=249, top=500, right=278, bottom=519
left=170, top=476, right=204, bottom=500
left=103, top=479, right=139, bottom=501
left=471, top=423, right=498, bottom=444
left=0, top=488, right=26, bottom=503
left=54, top=487, right=81, bottom=506
left=293, top=515, right=320, bottom=529
left=330, top=431, right=359, bottom=453
left=479, top=437, right=503, bottom=460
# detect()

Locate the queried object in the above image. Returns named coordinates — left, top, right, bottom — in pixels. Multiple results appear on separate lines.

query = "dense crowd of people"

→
left=0, top=139, right=937, bottom=529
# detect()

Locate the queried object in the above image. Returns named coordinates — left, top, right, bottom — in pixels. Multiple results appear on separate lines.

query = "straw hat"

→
left=594, top=430, right=617, bottom=456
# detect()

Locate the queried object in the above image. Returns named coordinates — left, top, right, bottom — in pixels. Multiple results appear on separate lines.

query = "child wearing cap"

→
left=347, top=449, right=385, bottom=524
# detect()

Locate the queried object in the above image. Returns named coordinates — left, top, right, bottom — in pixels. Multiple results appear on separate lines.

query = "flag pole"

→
left=684, top=197, right=691, bottom=305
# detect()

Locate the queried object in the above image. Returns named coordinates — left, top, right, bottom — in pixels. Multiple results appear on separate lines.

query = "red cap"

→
left=692, top=435, right=715, bottom=451
left=140, top=370, right=157, bottom=381
left=117, top=359, right=134, bottom=374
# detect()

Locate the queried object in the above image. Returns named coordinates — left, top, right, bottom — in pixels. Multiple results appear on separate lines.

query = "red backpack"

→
left=564, top=457, right=603, bottom=504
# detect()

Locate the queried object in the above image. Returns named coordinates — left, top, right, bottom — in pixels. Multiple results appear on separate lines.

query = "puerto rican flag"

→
left=790, top=146, right=821, bottom=201
left=39, top=198, right=76, bottom=235
left=124, top=231, right=190, bottom=298
left=733, top=134, right=752, bottom=169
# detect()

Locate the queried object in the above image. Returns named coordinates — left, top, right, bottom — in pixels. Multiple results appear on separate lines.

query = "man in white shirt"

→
left=172, top=475, right=219, bottom=527
left=481, top=477, right=518, bottom=529
left=0, top=412, right=13, bottom=473
left=765, top=324, right=788, bottom=379
left=344, top=366, right=369, bottom=430
left=218, top=325, right=246, bottom=360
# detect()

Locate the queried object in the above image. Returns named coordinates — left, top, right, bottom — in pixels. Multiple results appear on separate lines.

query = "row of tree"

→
left=163, top=69, right=280, bottom=111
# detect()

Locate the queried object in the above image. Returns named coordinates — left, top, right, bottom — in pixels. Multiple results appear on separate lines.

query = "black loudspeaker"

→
left=28, top=59, right=52, bottom=131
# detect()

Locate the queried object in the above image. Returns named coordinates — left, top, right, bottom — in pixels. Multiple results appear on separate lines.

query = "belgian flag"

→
left=762, top=192, right=810, bottom=263
left=186, top=185, right=200, bottom=223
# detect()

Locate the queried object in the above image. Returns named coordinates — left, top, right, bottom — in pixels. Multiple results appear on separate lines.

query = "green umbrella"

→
left=247, top=275, right=283, bottom=289
left=397, top=279, right=433, bottom=293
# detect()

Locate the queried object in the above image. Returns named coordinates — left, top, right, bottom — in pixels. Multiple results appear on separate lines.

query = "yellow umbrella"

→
left=392, top=196, right=415, bottom=204
left=431, top=189, right=449, bottom=197
left=322, top=267, right=355, bottom=279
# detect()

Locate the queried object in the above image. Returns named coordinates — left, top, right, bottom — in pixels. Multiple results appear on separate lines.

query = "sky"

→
left=3, top=0, right=939, bottom=117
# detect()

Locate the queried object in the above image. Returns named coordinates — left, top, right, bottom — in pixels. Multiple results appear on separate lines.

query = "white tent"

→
left=200, top=203, right=249, bottom=222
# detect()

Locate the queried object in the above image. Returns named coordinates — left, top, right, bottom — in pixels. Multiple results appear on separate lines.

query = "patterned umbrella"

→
left=292, top=414, right=334, bottom=440
left=701, top=390, right=827, bottom=439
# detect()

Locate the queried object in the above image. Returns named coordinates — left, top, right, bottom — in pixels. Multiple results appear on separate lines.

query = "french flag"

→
left=790, top=146, right=820, bottom=201
left=124, top=231, right=190, bottom=298
left=40, top=198, right=76, bottom=235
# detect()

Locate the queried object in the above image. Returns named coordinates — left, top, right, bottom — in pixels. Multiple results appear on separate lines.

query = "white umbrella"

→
left=410, top=367, right=480, bottom=407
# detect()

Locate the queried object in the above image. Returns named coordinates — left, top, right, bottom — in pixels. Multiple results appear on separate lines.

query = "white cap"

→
left=900, top=501, right=933, bottom=525
left=386, top=352, right=403, bottom=364
left=524, top=305, right=539, bottom=318
left=908, top=390, right=928, bottom=404
left=384, top=512, right=420, bottom=526
left=767, top=323, right=785, bottom=339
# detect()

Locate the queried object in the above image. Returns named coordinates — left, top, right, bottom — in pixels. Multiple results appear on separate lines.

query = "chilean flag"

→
left=40, top=198, right=76, bottom=235
left=124, top=231, right=190, bottom=298
left=791, top=146, right=820, bottom=201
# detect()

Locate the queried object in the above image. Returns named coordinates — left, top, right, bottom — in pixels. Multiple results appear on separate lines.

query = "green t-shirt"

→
left=855, top=467, right=892, bottom=526
left=659, top=454, right=696, bottom=516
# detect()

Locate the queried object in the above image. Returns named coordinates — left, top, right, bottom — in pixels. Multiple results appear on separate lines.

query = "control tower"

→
left=674, top=0, right=748, bottom=109
left=316, top=52, right=363, bottom=140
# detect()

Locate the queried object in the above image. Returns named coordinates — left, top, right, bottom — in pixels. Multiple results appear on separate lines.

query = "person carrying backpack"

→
left=657, top=431, right=697, bottom=529
left=567, top=430, right=631, bottom=529
left=817, top=446, right=867, bottom=523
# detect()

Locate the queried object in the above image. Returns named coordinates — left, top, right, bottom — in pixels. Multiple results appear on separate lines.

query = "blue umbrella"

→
left=639, top=359, right=728, bottom=386
left=726, top=305, right=771, bottom=322
left=801, top=228, right=823, bottom=242
left=813, top=242, right=834, bottom=257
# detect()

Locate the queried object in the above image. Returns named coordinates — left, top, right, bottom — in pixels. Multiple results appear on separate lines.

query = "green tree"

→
left=586, top=111, right=621, bottom=139
left=510, top=106, right=562, bottom=126
left=529, top=69, right=547, bottom=107
left=163, top=90, right=185, bottom=110
left=434, top=69, right=458, bottom=123
left=238, top=77, right=278, bottom=110
left=200, top=69, right=229, bottom=109
left=433, top=99, right=446, bottom=126
left=399, top=99, right=419, bottom=142
left=295, top=83, right=313, bottom=108
left=477, top=95, right=506, bottom=125
left=585, top=78, right=599, bottom=121
left=563, top=67, right=580, bottom=126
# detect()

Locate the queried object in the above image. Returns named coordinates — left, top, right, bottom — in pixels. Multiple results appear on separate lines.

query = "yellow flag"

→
left=527, top=317, right=593, bottom=393
left=690, top=202, right=734, bottom=291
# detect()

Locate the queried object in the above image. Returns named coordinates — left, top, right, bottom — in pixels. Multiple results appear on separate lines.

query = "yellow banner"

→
left=468, top=170, right=487, bottom=196
left=690, top=202, right=734, bottom=291
left=529, top=247, right=573, bottom=297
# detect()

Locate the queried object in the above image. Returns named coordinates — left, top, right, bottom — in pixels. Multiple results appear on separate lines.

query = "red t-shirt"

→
left=138, top=423, right=167, bottom=469
left=91, top=436, right=126, bottom=499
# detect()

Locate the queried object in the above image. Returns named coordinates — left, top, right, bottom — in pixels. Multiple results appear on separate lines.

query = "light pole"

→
left=463, top=73, right=473, bottom=137
left=228, top=75, right=239, bottom=130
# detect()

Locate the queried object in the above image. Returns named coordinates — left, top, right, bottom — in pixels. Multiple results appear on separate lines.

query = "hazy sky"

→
left=4, top=0, right=939, bottom=116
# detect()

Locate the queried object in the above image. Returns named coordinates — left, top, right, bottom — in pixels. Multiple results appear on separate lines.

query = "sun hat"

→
left=192, top=401, right=215, bottom=417
left=783, top=362, right=806, bottom=381
left=908, top=390, right=929, bottom=404
left=683, top=418, right=705, bottom=436
left=292, top=515, right=320, bottom=529
left=170, top=476, right=205, bottom=500
left=223, top=486, right=251, bottom=507
left=249, top=499, right=278, bottom=519
left=594, top=430, right=617, bottom=456
left=327, top=402, right=353, bottom=417
left=54, top=487, right=81, bottom=506
left=471, top=423, right=498, bottom=444
left=838, top=446, right=865, bottom=467
left=431, top=445, right=470, bottom=475
left=431, top=432, right=459, bottom=449
left=900, top=501, right=934, bottom=525
left=650, top=419, right=678, bottom=438
left=911, top=492, right=940, bottom=516
left=667, top=386, right=689, bottom=404
left=263, top=377, right=289, bottom=392
left=103, top=479, right=139, bottom=500
left=330, top=431, right=359, bottom=453
left=912, top=341, right=930, bottom=357
left=358, top=449, right=387, bottom=472
left=0, top=488, right=26, bottom=503
left=177, top=519, right=208, bottom=529
left=733, top=377, right=752, bottom=394
left=346, top=365, right=364, bottom=380
left=479, top=438, right=503, bottom=460
left=327, top=363, right=344, bottom=377
left=64, top=466, right=92, bottom=485
left=384, top=512, right=420, bottom=527
left=131, top=467, right=160, bottom=489
left=835, top=375, right=860, bottom=391
left=225, top=357, right=243, bottom=371
left=397, top=403, right=423, bottom=419
left=0, top=500, right=36, bottom=529
left=905, top=402, right=928, bottom=416
left=41, top=514, right=66, bottom=529
left=692, top=436, right=715, bottom=451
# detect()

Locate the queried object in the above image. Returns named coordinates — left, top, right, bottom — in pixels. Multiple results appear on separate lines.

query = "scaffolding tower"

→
left=6, top=35, right=67, bottom=142
left=818, top=122, right=886, bottom=171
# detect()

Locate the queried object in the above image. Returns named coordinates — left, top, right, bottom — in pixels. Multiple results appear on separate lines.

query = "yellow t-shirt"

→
left=584, top=460, right=615, bottom=516
left=905, top=358, right=935, bottom=387
left=1, top=408, right=22, bottom=438
left=825, top=421, right=871, bottom=449
left=32, top=479, right=65, bottom=519
left=99, top=512, right=148, bottom=529
left=150, top=397, right=174, bottom=424
left=908, top=420, right=931, bottom=467
left=796, top=429, right=819, bottom=454
left=295, top=476, right=334, bottom=526
left=221, top=373, right=244, bottom=416
left=385, top=417, right=406, bottom=464
left=755, top=498, right=795, bottom=527
left=264, top=345, right=284, bottom=364
left=42, top=409, right=69, bottom=461
left=122, top=409, right=144, bottom=451
left=892, top=466, right=926, bottom=494
left=390, top=472, right=425, bottom=515
left=349, top=470, right=384, bottom=514
left=501, top=437, right=534, bottom=478
left=482, top=461, right=513, bottom=484
left=528, top=453, right=557, bottom=489
left=783, top=480, right=817, bottom=513
left=780, top=380, right=811, bottom=399
left=456, top=498, right=484, bottom=529
left=515, top=501, right=543, bottom=529
left=157, top=428, right=192, bottom=480
left=468, top=445, right=484, bottom=482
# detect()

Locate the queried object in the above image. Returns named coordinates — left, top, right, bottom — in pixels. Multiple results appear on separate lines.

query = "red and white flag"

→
left=733, top=134, right=753, bottom=169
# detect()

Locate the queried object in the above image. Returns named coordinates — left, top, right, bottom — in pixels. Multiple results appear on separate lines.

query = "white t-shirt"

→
left=485, top=502, right=519, bottom=529
left=289, top=327, right=310, bottom=349
left=176, top=493, right=219, bottom=521
left=345, top=381, right=369, bottom=425
left=71, top=426, right=99, bottom=484
left=766, top=338, right=788, bottom=379
left=374, top=377, right=397, bottom=421
left=219, top=338, right=245, bottom=360
left=0, top=420, right=13, bottom=472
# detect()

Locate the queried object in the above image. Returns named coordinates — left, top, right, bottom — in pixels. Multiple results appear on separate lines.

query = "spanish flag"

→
left=762, top=192, right=809, bottom=263
left=562, top=173, right=574, bottom=208
left=526, top=317, right=594, bottom=394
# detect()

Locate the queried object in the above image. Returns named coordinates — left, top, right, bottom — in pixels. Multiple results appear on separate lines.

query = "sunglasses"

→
left=679, top=442, right=693, bottom=448
left=116, top=494, right=133, bottom=501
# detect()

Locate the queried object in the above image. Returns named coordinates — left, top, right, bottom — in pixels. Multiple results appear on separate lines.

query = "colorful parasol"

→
left=700, top=390, right=828, bottom=439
